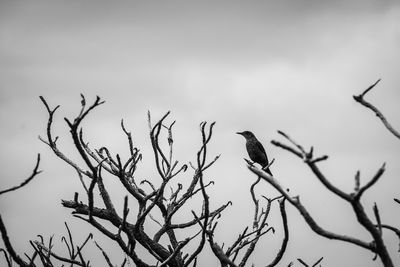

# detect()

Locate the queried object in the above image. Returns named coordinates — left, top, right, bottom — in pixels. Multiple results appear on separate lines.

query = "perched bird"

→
left=237, top=131, right=272, bottom=175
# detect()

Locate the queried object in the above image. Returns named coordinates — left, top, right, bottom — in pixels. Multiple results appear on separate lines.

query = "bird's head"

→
left=236, top=131, right=255, bottom=139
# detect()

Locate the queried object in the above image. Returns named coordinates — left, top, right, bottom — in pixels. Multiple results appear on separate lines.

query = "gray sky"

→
left=1, top=1, right=400, bottom=266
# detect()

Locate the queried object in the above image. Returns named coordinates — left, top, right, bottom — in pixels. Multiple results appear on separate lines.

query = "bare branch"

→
left=360, top=79, right=381, bottom=97
left=250, top=176, right=261, bottom=228
left=354, top=163, right=386, bottom=200
left=353, top=79, right=400, bottom=139
left=273, top=132, right=350, bottom=201
left=379, top=224, right=400, bottom=252
left=277, top=130, right=306, bottom=154
left=312, top=257, right=324, bottom=267
left=310, top=155, right=328, bottom=164
left=158, top=238, right=190, bottom=267
left=96, top=164, right=117, bottom=214
left=297, top=257, right=324, bottom=267
left=373, top=203, right=382, bottom=237
left=0, top=154, right=41, bottom=195
left=267, top=129, right=394, bottom=267
left=306, top=160, right=351, bottom=202
left=118, top=196, right=130, bottom=236
left=354, top=170, right=361, bottom=192
left=266, top=198, right=289, bottom=267
left=32, top=239, right=86, bottom=266
left=0, top=248, right=12, bottom=267
left=0, top=215, right=29, bottom=266
left=184, top=122, right=216, bottom=267
left=297, top=258, right=309, bottom=267
left=271, top=140, right=302, bottom=158
left=94, top=240, right=114, bottom=267
left=61, top=222, right=74, bottom=258
left=248, top=166, right=373, bottom=251
left=39, top=96, right=89, bottom=177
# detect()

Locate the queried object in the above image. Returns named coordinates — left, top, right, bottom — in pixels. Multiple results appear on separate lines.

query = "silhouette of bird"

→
left=237, top=131, right=272, bottom=175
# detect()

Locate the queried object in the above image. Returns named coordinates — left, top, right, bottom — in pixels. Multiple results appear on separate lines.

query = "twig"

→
left=266, top=198, right=289, bottom=267
left=94, top=240, right=114, bottom=267
left=0, top=215, right=28, bottom=266
left=379, top=224, right=400, bottom=252
left=353, top=79, right=400, bottom=139
left=354, top=163, right=386, bottom=200
left=158, top=238, right=190, bottom=267
left=248, top=166, right=372, bottom=250
left=312, top=257, right=324, bottom=267
left=267, top=129, right=395, bottom=266
left=0, top=154, right=42, bottom=195
left=0, top=248, right=12, bottom=267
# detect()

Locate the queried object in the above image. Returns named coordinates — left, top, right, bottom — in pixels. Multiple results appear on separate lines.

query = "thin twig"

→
left=353, top=79, right=400, bottom=139
left=266, top=198, right=289, bottom=267
left=0, top=154, right=42, bottom=195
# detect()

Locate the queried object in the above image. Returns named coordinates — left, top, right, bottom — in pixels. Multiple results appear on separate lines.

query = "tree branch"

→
left=0, top=215, right=28, bottom=266
left=266, top=198, right=289, bottom=267
left=353, top=79, right=400, bottom=139
left=0, top=154, right=42, bottom=195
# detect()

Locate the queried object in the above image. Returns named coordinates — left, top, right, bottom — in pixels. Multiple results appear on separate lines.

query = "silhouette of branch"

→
left=297, top=257, right=323, bottom=267
left=263, top=130, right=395, bottom=267
left=251, top=164, right=372, bottom=248
left=39, top=96, right=243, bottom=266
left=197, top=169, right=284, bottom=266
left=0, top=248, right=11, bottom=267
left=312, top=257, right=324, bottom=267
left=266, top=198, right=289, bottom=267
left=32, top=240, right=87, bottom=266
left=184, top=121, right=217, bottom=267
left=353, top=79, right=400, bottom=139
left=383, top=224, right=400, bottom=252
left=94, top=240, right=114, bottom=267
left=0, top=154, right=44, bottom=266
left=17, top=95, right=300, bottom=266
left=0, top=154, right=41, bottom=195
left=0, top=216, right=29, bottom=266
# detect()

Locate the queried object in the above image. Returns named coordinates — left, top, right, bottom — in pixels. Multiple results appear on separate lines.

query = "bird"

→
left=237, top=131, right=272, bottom=175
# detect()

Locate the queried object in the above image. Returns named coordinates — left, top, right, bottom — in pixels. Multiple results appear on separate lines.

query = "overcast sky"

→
left=1, top=1, right=400, bottom=266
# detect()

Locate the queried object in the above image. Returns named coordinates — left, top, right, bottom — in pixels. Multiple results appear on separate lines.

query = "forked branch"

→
left=251, top=130, right=394, bottom=267
left=353, top=79, right=400, bottom=139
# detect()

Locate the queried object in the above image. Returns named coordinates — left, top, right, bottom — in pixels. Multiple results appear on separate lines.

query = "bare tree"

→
left=31, top=95, right=286, bottom=266
left=4, top=79, right=395, bottom=266
left=245, top=80, right=399, bottom=267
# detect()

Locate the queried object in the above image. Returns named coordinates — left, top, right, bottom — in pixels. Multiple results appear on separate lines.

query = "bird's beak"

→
left=236, top=132, right=243, bottom=135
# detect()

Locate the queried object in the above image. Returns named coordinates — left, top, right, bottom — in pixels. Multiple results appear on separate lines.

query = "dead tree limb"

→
left=353, top=79, right=400, bottom=140
left=266, top=198, right=289, bottom=267
left=0, top=154, right=43, bottom=266
left=0, top=154, right=41, bottom=196
left=0, top=216, right=29, bottom=266
left=196, top=158, right=287, bottom=267
left=247, top=130, right=394, bottom=267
